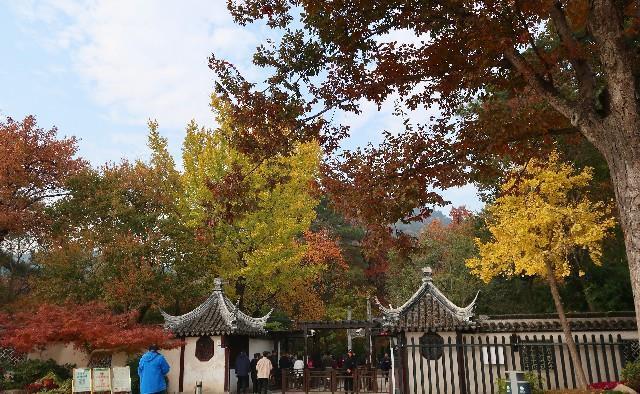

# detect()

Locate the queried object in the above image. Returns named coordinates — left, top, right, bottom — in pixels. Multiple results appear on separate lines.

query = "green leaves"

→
left=180, top=101, right=321, bottom=311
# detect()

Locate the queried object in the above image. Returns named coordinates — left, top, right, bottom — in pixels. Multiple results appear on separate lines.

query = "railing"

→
left=281, top=368, right=391, bottom=393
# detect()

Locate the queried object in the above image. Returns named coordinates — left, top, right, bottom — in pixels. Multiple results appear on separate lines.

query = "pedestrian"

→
left=293, top=356, right=304, bottom=388
left=270, top=350, right=280, bottom=388
left=256, top=351, right=273, bottom=394
left=321, top=352, right=333, bottom=369
left=279, top=352, right=292, bottom=370
left=137, top=344, right=170, bottom=394
left=235, top=351, right=251, bottom=394
left=379, top=353, right=392, bottom=383
left=321, top=352, right=333, bottom=390
left=343, top=349, right=357, bottom=394
left=250, top=353, right=260, bottom=393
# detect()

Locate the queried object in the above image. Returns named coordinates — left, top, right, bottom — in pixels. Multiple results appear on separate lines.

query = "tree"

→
left=209, top=0, right=640, bottom=334
left=274, top=229, right=348, bottom=320
left=0, top=116, right=85, bottom=302
left=386, top=211, right=483, bottom=307
left=0, top=302, right=177, bottom=354
left=0, top=116, right=84, bottom=242
left=179, top=97, right=322, bottom=312
left=466, top=152, right=615, bottom=388
left=33, top=122, right=206, bottom=318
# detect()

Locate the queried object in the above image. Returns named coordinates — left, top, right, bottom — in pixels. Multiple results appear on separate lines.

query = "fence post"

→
left=373, top=367, right=378, bottom=392
left=281, top=368, right=287, bottom=394
left=331, top=369, right=337, bottom=394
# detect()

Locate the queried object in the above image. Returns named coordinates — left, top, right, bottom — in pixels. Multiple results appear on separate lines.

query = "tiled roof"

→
left=374, top=267, right=478, bottom=331
left=160, top=278, right=272, bottom=337
left=476, top=312, right=637, bottom=332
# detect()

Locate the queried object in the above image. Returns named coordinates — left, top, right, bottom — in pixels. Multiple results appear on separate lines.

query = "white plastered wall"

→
left=249, top=338, right=273, bottom=361
left=405, top=329, right=639, bottom=394
left=180, top=336, right=226, bottom=394
left=28, top=343, right=129, bottom=368
left=163, top=346, right=182, bottom=393
left=28, top=343, right=90, bottom=367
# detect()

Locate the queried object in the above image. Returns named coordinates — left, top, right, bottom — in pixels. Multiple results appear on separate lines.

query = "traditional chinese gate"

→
left=281, top=366, right=392, bottom=393
left=278, top=320, right=392, bottom=393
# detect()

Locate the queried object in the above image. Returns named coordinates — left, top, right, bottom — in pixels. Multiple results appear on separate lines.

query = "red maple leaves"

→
left=0, top=116, right=85, bottom=242
left=0, top=302, right=179, bottom=353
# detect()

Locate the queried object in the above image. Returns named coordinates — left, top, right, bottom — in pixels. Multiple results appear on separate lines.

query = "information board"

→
left=72, top=368, right=92, bottom=392
left=92, top=368, right=111, bottom=392
left=111, top=366, right=132, bottom=393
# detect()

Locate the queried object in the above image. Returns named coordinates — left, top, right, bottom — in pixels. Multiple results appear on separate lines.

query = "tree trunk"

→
left=544, top=259, right=589, bottom=389
left=597, top=133, right=640, bottom=341
left=584, top=0, right=640, bottom=343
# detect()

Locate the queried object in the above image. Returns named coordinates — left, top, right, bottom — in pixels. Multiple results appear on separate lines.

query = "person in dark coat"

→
left=137, top=345, right=170, bottom=394
left=236, top=351, right=251, bottom=394
left=269, top=350, right=280, bottom=388
left=279, top=353, right=292, bottom=370
left=343, top=350, right=357, bottom=394
left=379, top=353, right=392, bottom=383
left=250, top=353, right=260, bottom=393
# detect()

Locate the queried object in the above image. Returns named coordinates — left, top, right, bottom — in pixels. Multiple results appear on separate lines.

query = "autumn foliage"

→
left=302, top=229, right=347, bottom=269
left=0, top=302, right=178, bottom=353
left=0, top=116, right=85, bottom=242
left=467, top=152, right=616, bottom=282
left=466, top=151, right=616, bottom=388
left=209, top=0, right=640, bottom=326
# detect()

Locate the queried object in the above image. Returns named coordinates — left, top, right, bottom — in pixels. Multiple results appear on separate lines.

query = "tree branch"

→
left=549, top=1, right=596, bottom=108
left=515, top=0, right=554, bottom=84
left=503, top=50, right=576, bottom=120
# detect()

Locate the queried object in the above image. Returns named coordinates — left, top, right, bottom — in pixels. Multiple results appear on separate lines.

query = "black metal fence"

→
left=281, top=367, right=391, bottom=393
left=399, top=333, right=639, bottom=394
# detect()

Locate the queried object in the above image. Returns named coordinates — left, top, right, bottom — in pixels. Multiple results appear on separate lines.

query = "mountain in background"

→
left=394, top=209, right=451, bottom=236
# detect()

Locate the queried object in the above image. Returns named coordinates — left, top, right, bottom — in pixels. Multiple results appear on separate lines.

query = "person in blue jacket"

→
left=138, top=345, right=170, bottom=394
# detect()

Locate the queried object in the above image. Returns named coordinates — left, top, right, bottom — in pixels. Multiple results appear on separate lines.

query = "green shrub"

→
left=622, top=360, right=640, bottom=391
left=495, top=372, right=543, bottom=394
left=0, top=359, right=74, bottom=390
left=127, top=354, right=142, bottom=394
left=497, top=378, right=508, bottom=394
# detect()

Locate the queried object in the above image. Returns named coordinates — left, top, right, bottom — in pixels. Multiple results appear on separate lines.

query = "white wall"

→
left=28, top=343, right=90, bottom=367
left=404, top=330, right=639, bottom=394
left=28, top=343, right=128, bottom=368
left=249, top=338, right=273, bottom=361
left=164, top=346, right=182, bottom=393
left=180, top=336, right=226, bottom=394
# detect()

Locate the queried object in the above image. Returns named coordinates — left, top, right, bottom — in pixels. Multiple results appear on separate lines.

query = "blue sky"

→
left=0, top=0, right=482, bottom=213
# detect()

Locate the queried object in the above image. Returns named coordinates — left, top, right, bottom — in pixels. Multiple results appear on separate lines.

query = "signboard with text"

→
left=92, top=368, right=111, bottom=392
left=111, top=366, right=132, bottom=393
left=72, top=368, right=92, bottom=393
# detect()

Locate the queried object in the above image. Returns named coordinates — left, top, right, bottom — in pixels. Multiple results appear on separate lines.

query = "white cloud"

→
left=7, top=1, right=484, bottom=210
left=10, top=0, right=262, bottom=130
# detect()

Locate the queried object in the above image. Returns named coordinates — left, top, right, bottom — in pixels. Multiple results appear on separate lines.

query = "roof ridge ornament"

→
left=213, top=277, right=223, bottom=291
left=422, top=266, right=433, bottom=282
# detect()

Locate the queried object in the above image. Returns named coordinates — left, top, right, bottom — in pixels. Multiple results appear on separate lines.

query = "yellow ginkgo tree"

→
left=466, top=151, right=615, bottom=389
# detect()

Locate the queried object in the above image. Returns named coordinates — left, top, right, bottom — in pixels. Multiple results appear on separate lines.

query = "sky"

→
left=0, top=0, right=482, bottom=214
